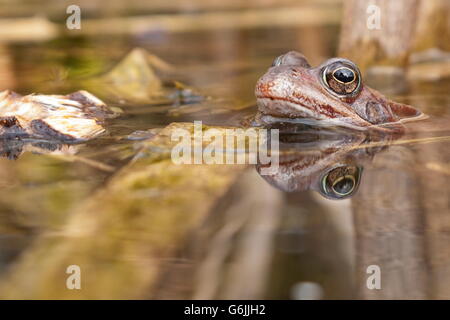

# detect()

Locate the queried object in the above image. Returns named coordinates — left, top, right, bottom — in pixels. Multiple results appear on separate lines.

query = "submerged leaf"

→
left=88, top=48, right=203, bottom=105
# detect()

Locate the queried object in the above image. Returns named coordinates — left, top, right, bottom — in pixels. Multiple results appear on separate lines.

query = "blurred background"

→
left=0, top=0, right=342, bottom=92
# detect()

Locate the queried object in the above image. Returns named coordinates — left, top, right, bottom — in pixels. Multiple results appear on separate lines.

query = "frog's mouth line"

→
left=256, top=95, right=366, bottom=127
left=256, top=96, right=396, bottom=132
left=256, top=95, right=348, bottom=119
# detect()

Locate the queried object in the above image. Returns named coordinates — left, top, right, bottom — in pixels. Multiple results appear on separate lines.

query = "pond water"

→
left=0, top=24, right=450, bottom=299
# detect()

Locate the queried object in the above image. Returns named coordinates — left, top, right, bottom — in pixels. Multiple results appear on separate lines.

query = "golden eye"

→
left=323, top=62, right=361, bottom=96
left=320, top=165, right=361, bottom=200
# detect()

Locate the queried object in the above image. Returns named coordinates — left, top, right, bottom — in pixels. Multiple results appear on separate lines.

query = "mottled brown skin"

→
left=255, top=51, right=424, bottom=133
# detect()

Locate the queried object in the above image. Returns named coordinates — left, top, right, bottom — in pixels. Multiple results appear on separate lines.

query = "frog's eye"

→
left=319, top=165, right=362, bottom=200
left=322, top=62, right=361, bottom=96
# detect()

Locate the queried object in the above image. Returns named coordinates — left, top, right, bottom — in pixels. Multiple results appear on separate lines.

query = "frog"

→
left=255, top=51, right=426, bottom=133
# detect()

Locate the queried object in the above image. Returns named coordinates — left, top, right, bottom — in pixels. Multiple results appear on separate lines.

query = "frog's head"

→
left=255, top=51, right=423, bottom=132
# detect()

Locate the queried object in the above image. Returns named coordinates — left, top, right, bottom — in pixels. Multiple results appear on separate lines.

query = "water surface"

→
left=0, top=25, right=450, bottom=299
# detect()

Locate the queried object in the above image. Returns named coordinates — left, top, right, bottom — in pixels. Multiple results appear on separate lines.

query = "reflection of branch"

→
left=48, top=154, right=115, bottom=172
left=194, top=170, right=283, bottom=299
left=221, top=172, right=283, bottom=299
left=351, top=135, right=450, bottom=151
left=193, top=195, right=250, bottom=299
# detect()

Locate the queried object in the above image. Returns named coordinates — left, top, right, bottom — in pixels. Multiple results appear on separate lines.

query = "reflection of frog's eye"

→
left=323, top=62, right=361, bottom=96
left=331, top=175, right=355, bottom=195
left=320, top=165, right=362, bottom=200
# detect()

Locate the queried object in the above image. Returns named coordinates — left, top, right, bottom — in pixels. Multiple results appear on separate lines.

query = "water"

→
left=0, top=25, right=450, bottom=299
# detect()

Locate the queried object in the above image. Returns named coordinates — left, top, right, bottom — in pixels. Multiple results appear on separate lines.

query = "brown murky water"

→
left=0, top=20, right=450, bottom=300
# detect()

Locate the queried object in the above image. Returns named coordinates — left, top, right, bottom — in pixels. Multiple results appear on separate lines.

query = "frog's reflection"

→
left=0, top=138, right=76, bottom=159
left=256, top=123, right=399, bottom=200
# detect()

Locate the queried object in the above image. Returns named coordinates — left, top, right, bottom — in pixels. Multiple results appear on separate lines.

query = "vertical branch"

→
left=339, top=0, right=419, bottom=72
